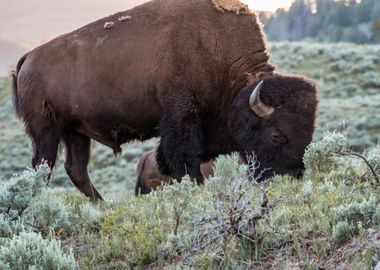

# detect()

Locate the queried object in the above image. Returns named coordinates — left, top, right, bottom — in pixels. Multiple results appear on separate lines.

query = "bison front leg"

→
left=157, top=110, right=205, bottom=184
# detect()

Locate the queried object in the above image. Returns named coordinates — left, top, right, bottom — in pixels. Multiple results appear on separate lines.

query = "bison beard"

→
left=12, top=0, right=318, bottom=200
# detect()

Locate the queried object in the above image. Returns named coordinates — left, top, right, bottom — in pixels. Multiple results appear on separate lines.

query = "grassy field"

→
left=0, top=42, right=379, bottom=269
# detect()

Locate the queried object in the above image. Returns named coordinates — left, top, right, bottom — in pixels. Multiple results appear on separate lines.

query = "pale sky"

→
left=242, top=0, right=293, bottom=11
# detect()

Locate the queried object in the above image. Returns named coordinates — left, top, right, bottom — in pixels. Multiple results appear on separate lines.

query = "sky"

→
left=242, top=0, right=293, bottom=11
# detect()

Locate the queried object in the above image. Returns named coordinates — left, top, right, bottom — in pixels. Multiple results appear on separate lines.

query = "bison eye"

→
left=271, top=129, right=287, bottom=145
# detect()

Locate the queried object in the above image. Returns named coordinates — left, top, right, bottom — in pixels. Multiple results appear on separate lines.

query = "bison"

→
left=135, top=150, right=214, bottom=196
left=12, top=0, right=318, bottom=200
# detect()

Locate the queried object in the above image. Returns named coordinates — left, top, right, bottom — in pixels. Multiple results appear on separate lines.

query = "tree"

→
left=262, top=0, right=380, bottom=44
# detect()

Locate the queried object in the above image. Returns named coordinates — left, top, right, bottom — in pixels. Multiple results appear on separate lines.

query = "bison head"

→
left=229, top=74, right=318, bottom=180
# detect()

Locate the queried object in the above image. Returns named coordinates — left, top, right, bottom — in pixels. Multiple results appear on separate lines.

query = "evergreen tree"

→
left=263, top=0, right=380, bottom=44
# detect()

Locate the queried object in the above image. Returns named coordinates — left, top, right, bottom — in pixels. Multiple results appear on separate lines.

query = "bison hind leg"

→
left=31, top=129, right=60, bottom=180
left=63, top=131, right=103, bottom=201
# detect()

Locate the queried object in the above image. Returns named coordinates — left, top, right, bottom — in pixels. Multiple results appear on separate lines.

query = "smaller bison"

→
left=135, top=151, right=214, bottom=195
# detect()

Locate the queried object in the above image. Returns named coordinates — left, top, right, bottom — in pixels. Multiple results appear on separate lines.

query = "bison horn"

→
left=249, top=80, right=274, bottom=118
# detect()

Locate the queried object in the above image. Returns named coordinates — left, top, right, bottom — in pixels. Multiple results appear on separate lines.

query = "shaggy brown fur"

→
left=13, top=0, right=317, bottom=200
left=135, top=151, right=214, bottom=196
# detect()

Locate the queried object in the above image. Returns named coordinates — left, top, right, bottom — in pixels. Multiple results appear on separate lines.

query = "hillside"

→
left=0, top=43, right=379, bottom=269
left=0, top=41, right=379, bottom=195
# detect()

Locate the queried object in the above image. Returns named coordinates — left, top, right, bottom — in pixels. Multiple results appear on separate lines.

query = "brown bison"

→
left=135, top=150, right=214, bottom=196
left=12, top=0, right=318, bottom=200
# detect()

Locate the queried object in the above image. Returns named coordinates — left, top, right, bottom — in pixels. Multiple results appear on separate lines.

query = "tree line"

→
left=260, top=0, right=380, bottom=44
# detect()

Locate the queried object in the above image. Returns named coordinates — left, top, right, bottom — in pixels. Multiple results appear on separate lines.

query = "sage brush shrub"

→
left=0, top=216, right=23, bottom=239
left=366, top=147, right=380, bottom=175
left=0, top=164, right=49, bottom=237
left=78, top=202, right=102, bottom=230
left=97, top=155, right=278, bottom=269
left=100, top=179, right=201, bottom=268
left=0, top=232, right=75, bottom=270
left=332, top=196, right=380, bottom=245
left=301, top=180, right=313, bottom=198
left=27, top=191, right=71, bottom=232
left=0, top=164, right=71, bottom=236
left=175, top=156, right=280, bottom=267
left=373, top=207, right=380, bottom=228
left=303, top=132, right=347, bottom=173
left=182, top=179, right=273, bottom=267
left=332, top=221, right=356, bottom=245
left=213, top=152, right=247, bottom=179
left=335, top=197, right=379, bottom=227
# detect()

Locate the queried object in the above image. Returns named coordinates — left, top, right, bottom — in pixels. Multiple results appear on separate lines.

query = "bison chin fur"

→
left=228, top=73, right=318, bottom=180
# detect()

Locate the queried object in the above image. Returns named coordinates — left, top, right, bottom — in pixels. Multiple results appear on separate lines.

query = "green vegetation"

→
left=262, top=0, right=380, bottom=44
left=0, top=164, right=69, bottom=237
left=0, top=42, right=379, bottom=268
left=0, top=231, right=76, bottom=270
left=0, top=135, right=379, bottom=269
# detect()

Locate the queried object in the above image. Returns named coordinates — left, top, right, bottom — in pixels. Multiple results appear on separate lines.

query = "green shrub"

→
left=213, top=152, right=246, bottom=180
left=172, top=157, right=278, bottom=267
left=373, top=207, right=380, bottom=227
left=95, top=156, right=277, bottom=269
left=336, top=197, right=379, bottom=227
left=0, top=216, right=24, bottom=239
left=303, top=132, right=347, bottom=173
left=27, top=191, right=71, bottom=233
left=181, top=179, right=273, bottom=267
left=332, top=221, right=356, bottom=245
left=0, top=165, right=71, bottom=237
left=0, top=232, right=75, bottom=270
left=301, top=180, right=313, bottom=197
left=0, top=164, right=50, bottom=237
left=99, top=180, right=199, bottom=268
left=332, top=197, right=379, bottom=246
left=78, top=202, right=102, bottom=230
left=366, top=147, right=380, bottom=175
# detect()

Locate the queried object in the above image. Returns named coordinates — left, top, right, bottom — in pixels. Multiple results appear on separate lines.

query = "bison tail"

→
left=12, top=53, right=29, bottom=118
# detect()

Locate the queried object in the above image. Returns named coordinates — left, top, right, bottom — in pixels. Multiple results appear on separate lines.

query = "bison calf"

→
left=135, top=151, right=214, bottom=196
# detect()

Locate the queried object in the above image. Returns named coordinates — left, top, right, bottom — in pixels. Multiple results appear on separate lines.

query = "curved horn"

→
left=249, top=80, right=274, bottom=118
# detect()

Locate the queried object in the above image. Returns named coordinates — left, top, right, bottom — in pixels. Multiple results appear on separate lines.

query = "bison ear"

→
left=249, top=80, right=275, bottom=118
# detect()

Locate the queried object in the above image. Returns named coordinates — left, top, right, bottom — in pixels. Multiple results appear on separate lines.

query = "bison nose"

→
left=271, top=130, right=287, bottom=145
